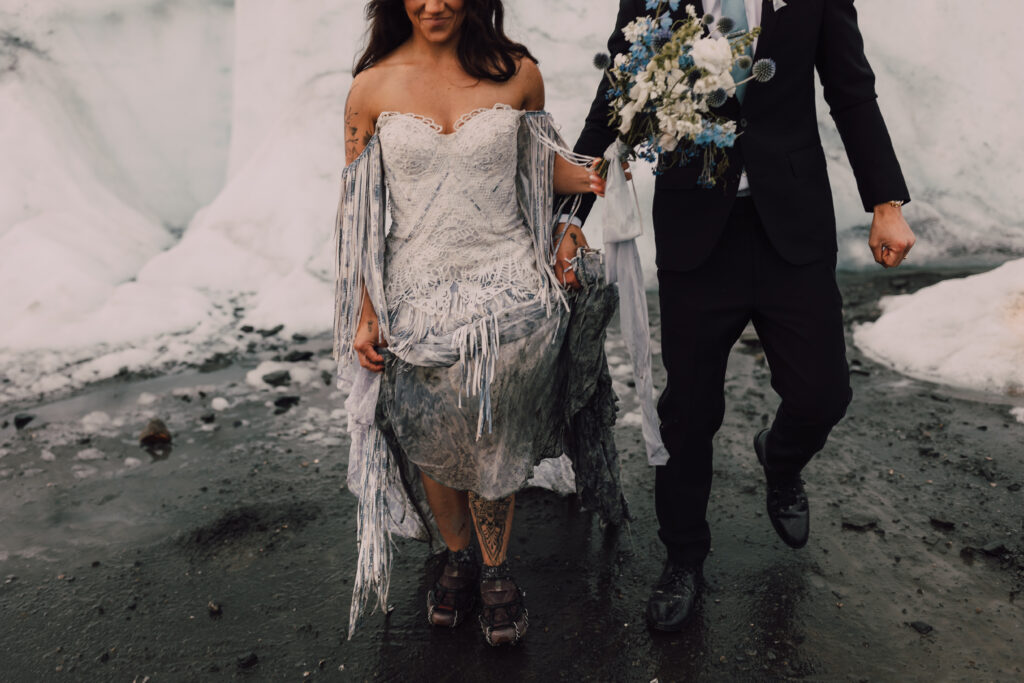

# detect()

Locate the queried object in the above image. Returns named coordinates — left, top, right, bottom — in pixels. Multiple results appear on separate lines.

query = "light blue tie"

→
left=721, top=0, right=752, bottom=102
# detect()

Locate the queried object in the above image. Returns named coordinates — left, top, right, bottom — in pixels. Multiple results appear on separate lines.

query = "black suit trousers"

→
left=655, top=198, right=852, bottom=565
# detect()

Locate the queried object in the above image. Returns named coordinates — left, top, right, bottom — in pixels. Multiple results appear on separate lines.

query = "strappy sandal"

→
left=478, top=563, right=529, bottom=646
left=426, top=548, right=479, bottom=628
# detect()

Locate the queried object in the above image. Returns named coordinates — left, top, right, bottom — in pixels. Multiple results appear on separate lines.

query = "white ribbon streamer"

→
left=601, top=140, right=670, bottom=467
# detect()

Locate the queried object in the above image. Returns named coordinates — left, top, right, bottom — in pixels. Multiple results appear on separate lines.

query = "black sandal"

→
left=426, top=548, right=479, bottom=628
left=478, top=563, right=528, bottom=646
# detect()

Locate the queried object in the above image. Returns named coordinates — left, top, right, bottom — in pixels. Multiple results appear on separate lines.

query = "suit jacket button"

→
left=740, top=118, right=749, bottom=128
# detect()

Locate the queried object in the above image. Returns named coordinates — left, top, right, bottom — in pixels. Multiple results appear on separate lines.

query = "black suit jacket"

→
left=573, top=0, right=910, bottom=271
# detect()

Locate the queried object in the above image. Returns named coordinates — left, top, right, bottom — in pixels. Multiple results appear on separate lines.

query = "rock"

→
left=199, top=352, right=233, bottom=373
left=274, top=396, right=300, bottom=414
left=909, top=621, right=933, bottom=635
left=891, top=278, right=909, bottom=289
left=211, top=397, right=230, bottom=411
left=258, top=324, right=284, bottom=338
left=292, top=333, right=309, bottom=343
left=262, top=370, right=291, bottom=387
left=929, top=517, right=956, bottom=531
left=237, top=652, right=259, bottom=669
left=200, top=412, right=216, bottom=424
left=982, top=541, right=1008, bottom=556
left=139, top=419, right=172, bottom=446
left=240, top=325, right=254, bottom=333
left=918, top=447, right=940, bottom=458
left=1008, top=483, right=1022, bottom=492
left=841, top=514, right=878, bottom=532
left=284, top=350, right=314, bottom=363
left=321, top=370, right=333, bottom=386
left=208, top=600, right=223, bottom=616
left=14, top=414, right=35, bottom=430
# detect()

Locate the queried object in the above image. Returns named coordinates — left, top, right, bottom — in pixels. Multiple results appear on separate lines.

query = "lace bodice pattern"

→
left=376, top=104, right=544, bottom=343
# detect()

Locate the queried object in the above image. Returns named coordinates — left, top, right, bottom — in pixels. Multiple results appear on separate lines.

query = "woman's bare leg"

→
left=419, top=471, right=472, bottom=551
left=467, top=492, right=515, bottom=566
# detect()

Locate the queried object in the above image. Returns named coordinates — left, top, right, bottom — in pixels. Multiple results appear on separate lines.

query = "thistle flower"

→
left=715, top=17, right=735, bottom=34
left=593, top=52, right=612, bottom=70
left=735, top=55, right=753, bottom=71
left=752, top=58, right=777, bottom=82
left=701, top=13, right=715, bottom=26
left=706, top=88, right=728, bottom=107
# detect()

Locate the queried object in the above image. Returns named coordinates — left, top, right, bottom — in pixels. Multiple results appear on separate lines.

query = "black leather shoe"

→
left=646, top=560, right=702, bottom=632
left=754, top=429, right=809, bottom=548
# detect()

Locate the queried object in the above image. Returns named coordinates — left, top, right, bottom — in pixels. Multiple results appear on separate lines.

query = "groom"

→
left=570, top=0, right=915, bottom=630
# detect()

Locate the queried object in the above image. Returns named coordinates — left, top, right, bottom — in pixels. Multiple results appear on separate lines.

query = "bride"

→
left=338, top=0, right=626, bottom=646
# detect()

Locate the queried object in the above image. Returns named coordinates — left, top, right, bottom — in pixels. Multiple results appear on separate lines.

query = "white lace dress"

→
left=335, top=105, right=626, bottom=635
left=375, top=105, right=562, bottom=498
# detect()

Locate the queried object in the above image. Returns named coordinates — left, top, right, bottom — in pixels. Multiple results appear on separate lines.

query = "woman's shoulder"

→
left=512, top=56, right=544, bottom=111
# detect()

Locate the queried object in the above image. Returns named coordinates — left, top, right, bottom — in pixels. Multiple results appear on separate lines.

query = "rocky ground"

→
left=0, top=267, right=1022, bottom=682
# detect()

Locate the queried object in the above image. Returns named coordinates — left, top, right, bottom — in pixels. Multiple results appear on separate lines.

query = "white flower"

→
left=773, top=0, right=788, bottom=10
left=619, top=101, right=640, bottom=134
left=690, top=36, right=734, bottom=76
left=613, top=53, right=629, bottom=69
left=686, top=4, right=698, bottom=18
left=622, top=17, right=653, bottom=44
left=629, top=77, right=654, bottom=110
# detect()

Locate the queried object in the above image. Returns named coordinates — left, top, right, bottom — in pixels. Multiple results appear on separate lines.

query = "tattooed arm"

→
left=345, top=76, right=387, bottom=372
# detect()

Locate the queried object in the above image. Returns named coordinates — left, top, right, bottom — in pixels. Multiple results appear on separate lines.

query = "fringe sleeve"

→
left=333, top=135, right=390, bottom=363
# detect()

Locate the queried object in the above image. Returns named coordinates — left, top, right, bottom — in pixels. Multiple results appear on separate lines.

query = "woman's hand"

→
left=353, top=287, right=386, bottom=372
left=553, top=223, right=590, bottom=290
left=554, top=156, right=606, bottom=196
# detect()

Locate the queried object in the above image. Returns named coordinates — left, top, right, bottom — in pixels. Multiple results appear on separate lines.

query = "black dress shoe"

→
left=754, top=429, right=809, bottom=549
left=646, top=559, right=702, bottom=632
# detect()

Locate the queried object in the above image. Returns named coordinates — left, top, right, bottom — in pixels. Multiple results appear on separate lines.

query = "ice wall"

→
left=1, top=0, right=1022, bottom=400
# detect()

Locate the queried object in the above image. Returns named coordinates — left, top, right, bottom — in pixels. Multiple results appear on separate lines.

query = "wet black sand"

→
left=1, top=267, right=1022, bottom=681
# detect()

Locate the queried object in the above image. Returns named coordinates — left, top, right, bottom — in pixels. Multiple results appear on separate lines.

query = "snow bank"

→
left=854, top=259, right=1024, bottom=395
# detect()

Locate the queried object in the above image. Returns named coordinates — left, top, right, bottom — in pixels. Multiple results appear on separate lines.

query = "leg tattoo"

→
left=468, top=492, right=514, bottom=565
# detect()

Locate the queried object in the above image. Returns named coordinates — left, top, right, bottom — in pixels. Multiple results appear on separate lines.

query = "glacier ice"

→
left=0, top=0, right=1022, bottom=399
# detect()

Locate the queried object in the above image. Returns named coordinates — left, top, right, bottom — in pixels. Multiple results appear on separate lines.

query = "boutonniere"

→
left=773, top=0, right=788, bottom=10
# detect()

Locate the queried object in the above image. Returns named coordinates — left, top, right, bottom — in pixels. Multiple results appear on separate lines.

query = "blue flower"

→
left=668, top=0, right=681, bottom=10
left=645, top=0, right=660, bottom=9
left=660, top=14, right=672, bottom=30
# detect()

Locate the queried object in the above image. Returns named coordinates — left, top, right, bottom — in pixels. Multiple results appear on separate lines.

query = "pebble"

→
left=909, top=621, right=934, bottom=635
left=200, top=412, right=216, bottom=424
left=258, top=324, right=284, bottom=338
left=211, top=397, right=230, bottom=411
left=841, top=514, right=878, bottom=532
left=284, top=350, right=314, bottom=363
left=139, top=419, right=172, bottom=446
left=929, top=517, right=956, bottom=531
left=262, top=370, right=291, bottom=387
left=14, top=413, right=35, bottom=430
left=237, top=652, right=259, bottom=669
left=274, top=396, right=301, bottom=414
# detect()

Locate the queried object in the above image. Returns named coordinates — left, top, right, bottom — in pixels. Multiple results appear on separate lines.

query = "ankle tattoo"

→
left=468, top=492, right=512, bottom=563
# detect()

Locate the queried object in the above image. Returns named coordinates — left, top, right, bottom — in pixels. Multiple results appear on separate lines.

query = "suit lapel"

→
left=751, top=0, right=779, bottom=63
left=742, top=0, right=779, bottom=112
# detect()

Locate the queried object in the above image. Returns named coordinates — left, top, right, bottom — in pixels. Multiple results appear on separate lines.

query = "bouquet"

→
left=593, top=0, right=777, bottom=187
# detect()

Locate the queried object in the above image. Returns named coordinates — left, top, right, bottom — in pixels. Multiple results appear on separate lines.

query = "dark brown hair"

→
left=353, top=0, right=536, bottom=82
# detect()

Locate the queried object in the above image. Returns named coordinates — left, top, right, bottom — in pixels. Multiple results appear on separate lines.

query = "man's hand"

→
left=553, top=223, right=589, bottom=290
left=868, top=203, right=916, bottom=268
